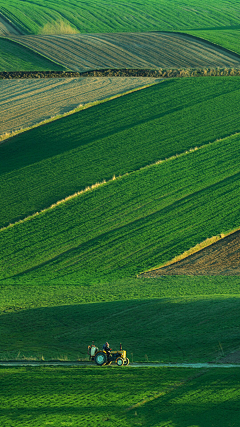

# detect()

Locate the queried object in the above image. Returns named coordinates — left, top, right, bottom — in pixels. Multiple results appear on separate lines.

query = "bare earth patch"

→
left=9, top=32, right=240, bottom=71
left=0, top=76, right=158, bottom=137
left=142, top=230, right=240, bottom=277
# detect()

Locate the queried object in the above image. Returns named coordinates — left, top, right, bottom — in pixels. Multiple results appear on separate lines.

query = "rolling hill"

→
left=0, top=37, right=65, bottom=71
left=1, top=77, right=240, bottom=230
left=7, top=32, right=240, bottom=72
left=1, top=0, right=240, bottom=36
left=1, top=2, right=240, bottom=425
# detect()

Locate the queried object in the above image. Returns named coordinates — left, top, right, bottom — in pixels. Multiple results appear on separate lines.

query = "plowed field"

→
left=0, top=77, right=158, bottom=137
left=9, top=32, right=240, bottom=71
left=143, top=230, right=240, bottom=276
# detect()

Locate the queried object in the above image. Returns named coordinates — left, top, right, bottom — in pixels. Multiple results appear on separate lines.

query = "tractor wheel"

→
left=95, top=351, right=107, bottom=366
left=116, top=357, right=124, bottom=366
left=124, top=358, right=130, bottom=366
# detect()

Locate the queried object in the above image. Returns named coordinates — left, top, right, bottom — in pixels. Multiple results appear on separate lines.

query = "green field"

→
left=1, top=276, right=240, bottom=362
left=1, top=77, right=240, bottom=229
left=1, top=2, right=240, bottom=425
left=2, top=0, right=240, bottom=57
left=0, top=366, right=239, bottom=427
left=1, top=0, right=240, bottom=35
left=0, top=37, right=66, bottom=71
left=1, top=129, right=240, bottom=283
left=187, top=28, right=240, bottom=56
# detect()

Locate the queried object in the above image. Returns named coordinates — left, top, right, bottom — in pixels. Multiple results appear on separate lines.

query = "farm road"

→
left=1, top=361, right=240, bottom=368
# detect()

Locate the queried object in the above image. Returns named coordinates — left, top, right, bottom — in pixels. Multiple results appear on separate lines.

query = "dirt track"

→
left=8, top=32, right=240, bottom=71
left=142, top=230, right=240, bottom=276
left=1, top=361, right=240, bottom=368
left=0, top=77, right=158, bottom=137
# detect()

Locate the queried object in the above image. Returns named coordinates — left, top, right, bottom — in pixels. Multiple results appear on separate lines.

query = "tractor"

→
left=90, top=343, right=129, bottom=366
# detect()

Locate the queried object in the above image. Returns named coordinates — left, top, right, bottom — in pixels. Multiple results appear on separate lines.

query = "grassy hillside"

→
left=0, top=38, right=66, bottom=71
left=1, top=0, right=240, bottom=35
left=1, top=276, right=240, bottom=361
left=187, top=28, right=240, bottom=57
left=1, top=77, right=240, bottom=229
left=1, top=366, right=239, bottom=427
left=1, top=131, right=240, bottom=283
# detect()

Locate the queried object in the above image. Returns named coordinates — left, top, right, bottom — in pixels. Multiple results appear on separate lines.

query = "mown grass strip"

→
left=1, top=77, right=240, bottom=229
left=0, top=133, right=240, bottom=282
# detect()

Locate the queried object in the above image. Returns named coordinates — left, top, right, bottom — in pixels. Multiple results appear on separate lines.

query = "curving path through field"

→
left=1, top=361, right=240, bottom=368
left=8, top=32, right=240, bottom=71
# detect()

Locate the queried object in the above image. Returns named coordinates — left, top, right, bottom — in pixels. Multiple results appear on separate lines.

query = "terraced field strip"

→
left=0, top=77, right=159, bottom=137
left=8, top=32, right=240, bottom=72
left=1, top=77, right=240, bottom=229
left=1, top=133, right=240, bottom=282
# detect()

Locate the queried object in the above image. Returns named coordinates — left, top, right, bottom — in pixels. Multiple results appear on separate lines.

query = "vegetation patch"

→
left=0, top=366, right=239, bottom=426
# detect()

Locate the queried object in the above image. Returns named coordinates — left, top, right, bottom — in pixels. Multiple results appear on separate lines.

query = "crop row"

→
left=1, top=77, right=240, bottom=228
left=1, top=133, right=240, bottom=282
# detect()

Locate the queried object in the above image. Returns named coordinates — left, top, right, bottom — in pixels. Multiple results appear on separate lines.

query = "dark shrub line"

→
left=1, top=68, right=240, bottom=79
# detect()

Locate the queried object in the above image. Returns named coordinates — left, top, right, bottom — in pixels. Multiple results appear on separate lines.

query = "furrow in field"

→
left=8, top=32, right=240, bottom=72
left=0, top=77, right=159, bottom=137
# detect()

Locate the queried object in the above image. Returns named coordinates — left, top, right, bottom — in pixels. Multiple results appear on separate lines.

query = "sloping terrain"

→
left=0, top=37, right=65, bottom=71
left=0, top=14, right=21, bottom=36
left=0, top=77, right=158, bottom=137
left=8, top=32, right=240, bottom=71
left=1, top=131, right=240, bottom=282
left=1, top=77, right=240, bottom=229
left=1, top=0, right=240, bottom=35
left=142, top=230, right=240, bottom=276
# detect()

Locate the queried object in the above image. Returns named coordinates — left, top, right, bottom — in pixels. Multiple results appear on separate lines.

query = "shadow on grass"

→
left=1, top=297, right=240, bottom=363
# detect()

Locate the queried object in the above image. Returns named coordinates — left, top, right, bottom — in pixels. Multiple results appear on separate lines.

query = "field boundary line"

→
left=1, top=132, right=240, bottom=233
left=0, top=80, right=162, bottom=143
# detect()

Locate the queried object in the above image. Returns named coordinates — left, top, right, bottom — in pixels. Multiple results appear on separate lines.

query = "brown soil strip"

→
left=0, top=77, right=159, bottom=137
left=8, top=32, right=240, bottom=71
left=142, top=230, right=240, bottom=276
